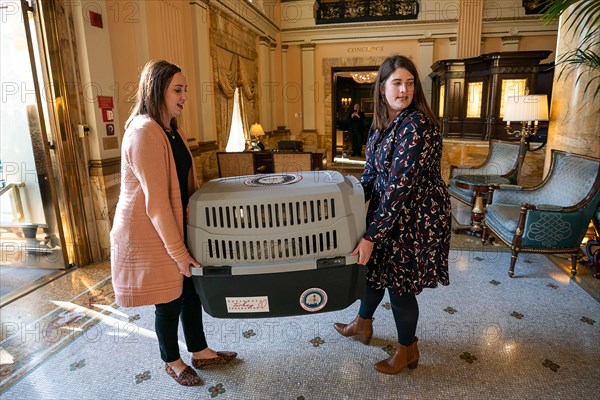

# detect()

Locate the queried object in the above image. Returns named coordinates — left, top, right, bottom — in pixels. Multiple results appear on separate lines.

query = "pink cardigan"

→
left=110, top=115, right=199, bottom=307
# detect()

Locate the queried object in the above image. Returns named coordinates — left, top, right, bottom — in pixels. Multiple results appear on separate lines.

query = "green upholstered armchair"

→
left=448, top=140, right=521, bottom=206
left=482, top=150, right=600, bottom=277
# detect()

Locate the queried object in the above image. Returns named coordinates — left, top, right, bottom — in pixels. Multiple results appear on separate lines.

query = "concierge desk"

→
left=217, top=151, right=327, bottom=177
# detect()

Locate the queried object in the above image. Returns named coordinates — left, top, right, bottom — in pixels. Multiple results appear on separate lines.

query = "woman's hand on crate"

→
left=178, top=255, right=201, bottom=277
left=351, top=238, right=374, bottom=265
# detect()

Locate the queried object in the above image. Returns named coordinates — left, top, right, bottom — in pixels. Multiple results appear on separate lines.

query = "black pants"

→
left=358, top=285, right=419, bottom=346
left=155, top=276, right=208, bottom=362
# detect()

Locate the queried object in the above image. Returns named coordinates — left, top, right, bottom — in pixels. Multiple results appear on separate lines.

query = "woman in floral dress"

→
left=334, top=55, right=451, bottom=374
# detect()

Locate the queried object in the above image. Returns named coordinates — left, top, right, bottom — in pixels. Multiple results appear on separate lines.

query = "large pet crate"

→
left=188, top=171, right=366, bottom=318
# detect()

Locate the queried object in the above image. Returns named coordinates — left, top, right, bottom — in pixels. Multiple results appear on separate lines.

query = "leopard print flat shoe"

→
left=165, top=363, right=203, bottom=386
left=192, top=351, right=238, bottom=368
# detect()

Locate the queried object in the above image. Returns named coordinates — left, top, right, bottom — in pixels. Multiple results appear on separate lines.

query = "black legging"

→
left=155, top=276, right=208, bottom=362
left=358, top=285, right=419, bottom=346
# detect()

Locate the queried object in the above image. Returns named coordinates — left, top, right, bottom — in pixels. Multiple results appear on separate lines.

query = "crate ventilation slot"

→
left=204, top=198, right=336, bottom=229
left=207, top=230, right=339, bottom=261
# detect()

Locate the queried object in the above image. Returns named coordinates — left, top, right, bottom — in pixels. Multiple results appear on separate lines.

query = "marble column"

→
left=456, top=0, right=483, bottom=58
left=258, top=36, right=272, bottom=132
left=191, top=0, right=217, bottom=143
left=281, top=44, right=289, bottom=128
left=418, top=38, right=435, bottom=100
left=301, top=43, right=316, bottom=132
left=270, top=42, right=278, bottom=130
left=547, top=5, right=600, bottom=166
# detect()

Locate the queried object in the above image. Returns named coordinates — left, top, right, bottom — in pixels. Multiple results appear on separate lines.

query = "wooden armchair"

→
left=217, top=152, right=254, bottom=177
left=273, top=153, right=312, bottom=173
left=448, top=140, right=521, bottom=206
left=482, top=150, right=600, bottom=277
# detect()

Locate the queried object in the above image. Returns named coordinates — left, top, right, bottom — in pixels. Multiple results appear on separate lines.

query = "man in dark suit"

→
left=347, top=103, right=365, bottom=157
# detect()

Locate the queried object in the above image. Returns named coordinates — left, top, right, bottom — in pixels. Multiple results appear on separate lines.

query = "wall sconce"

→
left=341, top=97, right=352, bottom=112
left=503, top=94, right=549, bottom=181
left=249, top=123, right=265, bottom=151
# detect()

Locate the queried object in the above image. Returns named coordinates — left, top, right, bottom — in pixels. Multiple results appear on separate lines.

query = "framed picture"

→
left=361, top=98, right=374, bottom=116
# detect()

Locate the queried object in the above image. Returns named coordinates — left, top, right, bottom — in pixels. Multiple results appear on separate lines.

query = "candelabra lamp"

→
left=341, top=97, right=352, bottom=112
left=503, top=94, right=549, bottom=182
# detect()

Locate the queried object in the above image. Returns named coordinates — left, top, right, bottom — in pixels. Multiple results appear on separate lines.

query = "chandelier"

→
left=350, top=72, right=378, bottom=84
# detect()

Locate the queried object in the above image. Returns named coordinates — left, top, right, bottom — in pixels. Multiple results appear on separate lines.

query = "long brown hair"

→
left=126, top=60, right=181, bottom=130
left=371, top=55, right=439, bottom=132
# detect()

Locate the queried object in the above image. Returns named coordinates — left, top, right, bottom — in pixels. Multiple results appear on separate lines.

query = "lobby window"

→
left=225, top=88, right=246, bottom=152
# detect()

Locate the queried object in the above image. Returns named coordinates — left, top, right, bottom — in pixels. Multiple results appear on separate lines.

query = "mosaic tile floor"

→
left=1, top=248, right=599, bottom=400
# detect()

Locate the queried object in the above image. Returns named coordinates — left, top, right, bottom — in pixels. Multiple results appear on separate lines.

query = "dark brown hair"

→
left=372, top=55, right=439, bottom=132
left=126, top=60, right=181, bottom=130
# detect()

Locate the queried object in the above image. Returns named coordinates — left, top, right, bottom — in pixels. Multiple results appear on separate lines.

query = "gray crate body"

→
left=188, top=171, right=365, bottom=274
left=187, top=171, right=366, bottom=318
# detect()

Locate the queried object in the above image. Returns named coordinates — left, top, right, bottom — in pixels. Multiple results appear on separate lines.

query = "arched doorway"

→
left=332, top=69, right=378, bottom=159
left=322, top=56, right=386, bottom=163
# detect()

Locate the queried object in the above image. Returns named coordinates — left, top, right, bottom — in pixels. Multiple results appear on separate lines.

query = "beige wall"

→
left=433, top=39, right=453, bottom=63
left=120, top=0, right=199, bottom=139
left=105, top=0, right=139, bottom=142
left=286, top=45, right=303, bottom=135
left=519, top=35, right=558, bottom=62
left=71, top=0, right=122, bottom=160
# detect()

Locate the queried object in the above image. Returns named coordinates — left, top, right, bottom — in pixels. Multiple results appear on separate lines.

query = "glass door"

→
left=0, top=0, right=69, bottom=305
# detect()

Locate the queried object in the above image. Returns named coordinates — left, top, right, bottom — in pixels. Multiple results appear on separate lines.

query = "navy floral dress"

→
left=361, top=105, right=451, bottom=295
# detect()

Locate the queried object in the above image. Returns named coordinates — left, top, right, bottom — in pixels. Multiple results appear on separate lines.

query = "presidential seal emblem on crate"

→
left=187, top=170, right=366, bottom=318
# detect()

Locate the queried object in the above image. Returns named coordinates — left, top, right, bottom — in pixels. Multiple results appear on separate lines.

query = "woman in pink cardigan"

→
left=110, top=60, right=236, bottom=386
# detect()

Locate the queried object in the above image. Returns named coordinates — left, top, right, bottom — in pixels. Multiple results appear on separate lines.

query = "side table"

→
left=451, top=174, right=510, bottom=239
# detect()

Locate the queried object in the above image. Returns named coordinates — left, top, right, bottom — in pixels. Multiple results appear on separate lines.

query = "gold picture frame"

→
left=361, top=98, right=374, bottom=116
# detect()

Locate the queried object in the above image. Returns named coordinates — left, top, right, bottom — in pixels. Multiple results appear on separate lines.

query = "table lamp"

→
left=503, top=94, right=549, bottom=182
left=250, top=123, right=265, bottom=151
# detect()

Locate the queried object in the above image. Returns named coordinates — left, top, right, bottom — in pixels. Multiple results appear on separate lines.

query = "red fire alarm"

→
left=97, top=96, right=114, bottom=109
left=89, top=11, right=103, bottom=29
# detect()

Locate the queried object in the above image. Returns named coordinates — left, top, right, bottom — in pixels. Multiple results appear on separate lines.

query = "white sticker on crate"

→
left=225, top=296, right=270, bottom=313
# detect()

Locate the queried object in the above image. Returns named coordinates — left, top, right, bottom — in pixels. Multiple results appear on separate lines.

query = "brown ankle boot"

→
left=333, top=315, right=373, bottom=345
left=374, top=337, right=419, bottom=375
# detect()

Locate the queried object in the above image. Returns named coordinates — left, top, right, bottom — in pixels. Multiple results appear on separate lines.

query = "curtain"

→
left=216, top=52, right=257, bottom=149
left=239, top=88, right=249, bottom=143
left=225, top=88, right=246, bottom=152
